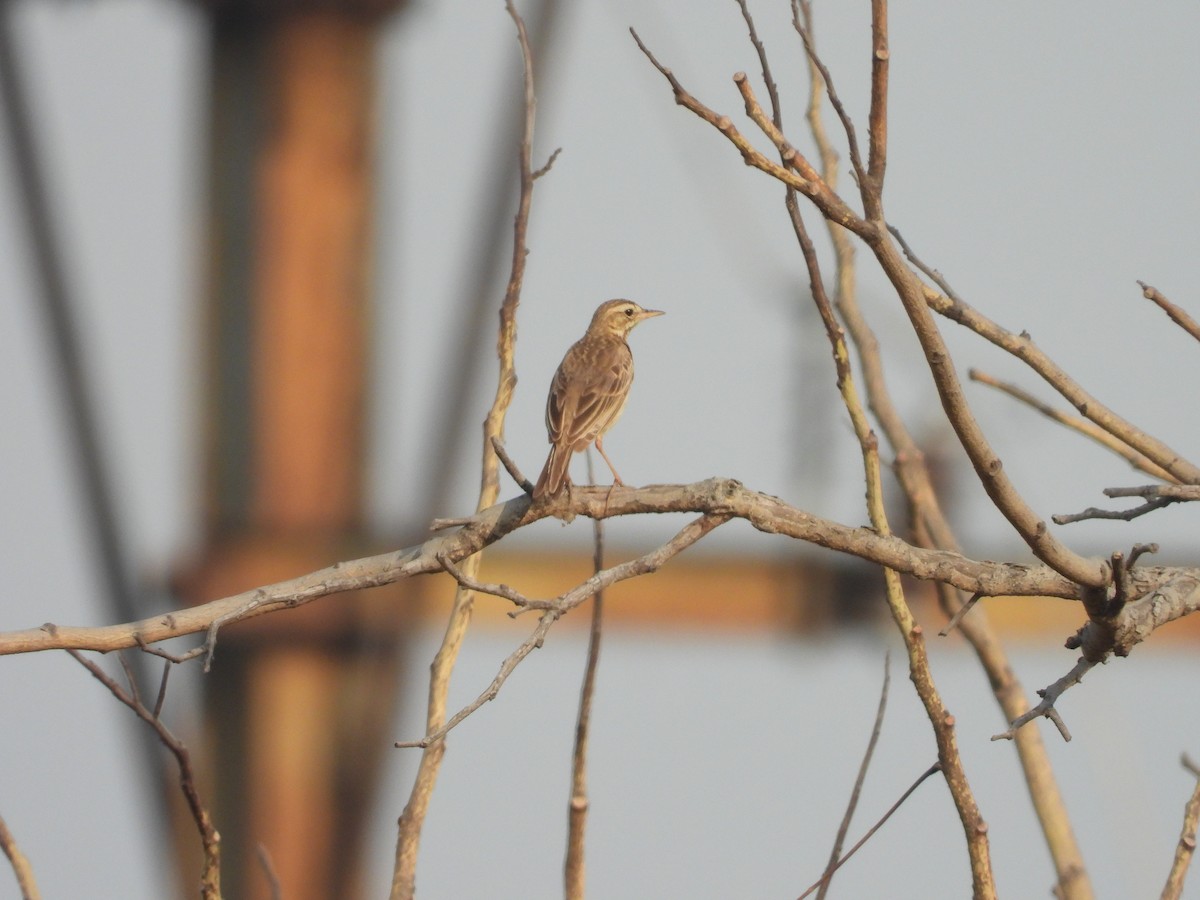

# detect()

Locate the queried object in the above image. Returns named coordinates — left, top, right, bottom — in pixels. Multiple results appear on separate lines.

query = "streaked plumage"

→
left=533, top=299, right=664, bottom=499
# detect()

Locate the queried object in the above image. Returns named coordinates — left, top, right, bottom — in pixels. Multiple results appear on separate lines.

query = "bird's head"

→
left=587, top=299, right=665, bottom=338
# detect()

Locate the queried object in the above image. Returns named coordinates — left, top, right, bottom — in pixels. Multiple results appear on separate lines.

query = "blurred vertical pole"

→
left=178, top=2, right=407, bottom=898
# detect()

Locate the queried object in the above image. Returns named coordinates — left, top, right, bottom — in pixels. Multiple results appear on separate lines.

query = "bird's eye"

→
left=624, top=307, right=634, bottom=317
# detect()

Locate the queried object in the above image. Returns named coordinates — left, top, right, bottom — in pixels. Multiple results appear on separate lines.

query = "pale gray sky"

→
left=2, top=0, right=1199, bottom=897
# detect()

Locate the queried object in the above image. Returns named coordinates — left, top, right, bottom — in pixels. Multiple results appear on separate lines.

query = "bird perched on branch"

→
left=533, top=299, right=664, bottom=500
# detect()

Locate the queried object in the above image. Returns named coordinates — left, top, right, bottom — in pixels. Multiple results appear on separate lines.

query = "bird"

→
left=533, top=299, right=664, bottom=500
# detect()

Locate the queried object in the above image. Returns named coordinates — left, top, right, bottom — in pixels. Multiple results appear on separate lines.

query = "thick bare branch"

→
left=9, top=479, right=1142, bottom=658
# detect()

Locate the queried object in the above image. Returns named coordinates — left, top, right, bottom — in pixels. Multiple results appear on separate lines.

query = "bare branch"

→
left=1106, top=485, right=1200, bottom=501
left=795, top=8, right=1088, bottom=893
left=788, top=11, right=868, bottom=197
left=532, top=146, right=562, bottom=180
left=1140, top=281, right=1200, bottom=344
left=0, top=813, right=40, bottom=900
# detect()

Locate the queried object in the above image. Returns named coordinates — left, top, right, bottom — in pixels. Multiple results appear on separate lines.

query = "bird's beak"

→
left=639, top=308, right=665, bottom=320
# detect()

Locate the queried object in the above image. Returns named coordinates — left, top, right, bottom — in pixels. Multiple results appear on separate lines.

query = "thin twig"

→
left=798, top=762, right=942, bottom=900
left=1052, top=499, right=1172, bottom=526
left=0, top=813, right=40, bottom=900
left=67, top=650, right=220, bottom=898
left=436, top=552, right=532, bottom=607
left=629, top=27, right=868, bottom=238
left=1140, top=281, right=1200, bottom=344
left=256, top=843, right=283, bottom=900
left=532, top=147, right=562, bottom=181
left=1054, top=484, right=1200, bottom=524
left=1161, top=754, right=1200, bottom=900
left=969, top=369, right=1178, bottom=483
left=491, top=436, right=534, bottom=494
left=789, top=11, right=867, bottom=195
left=815, top=653, right=890, bottom=900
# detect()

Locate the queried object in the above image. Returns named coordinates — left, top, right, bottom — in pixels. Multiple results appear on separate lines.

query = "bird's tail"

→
left=533, top=445, right=570, bottom=499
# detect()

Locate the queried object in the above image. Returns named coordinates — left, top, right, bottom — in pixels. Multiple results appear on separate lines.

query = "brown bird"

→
left=533, top=299, right=664, bottom=499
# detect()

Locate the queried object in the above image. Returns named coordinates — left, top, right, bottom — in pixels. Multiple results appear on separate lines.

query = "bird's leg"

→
left=594, top=436, right=624, bottom=487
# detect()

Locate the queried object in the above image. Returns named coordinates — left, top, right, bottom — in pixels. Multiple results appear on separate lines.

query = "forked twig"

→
left=992, top=657, right=1095, bottom=742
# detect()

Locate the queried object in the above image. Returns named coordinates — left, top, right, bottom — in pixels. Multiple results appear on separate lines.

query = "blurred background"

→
left=1, top=0, right=1199, bottom=897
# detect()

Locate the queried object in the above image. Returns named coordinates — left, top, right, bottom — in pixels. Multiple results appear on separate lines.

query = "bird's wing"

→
left=545, top=341, right=633, bottom=451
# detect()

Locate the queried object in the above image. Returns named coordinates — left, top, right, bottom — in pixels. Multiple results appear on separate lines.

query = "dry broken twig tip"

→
left=1140, top=280, right=1200, bottom=344
left=491, top=436, right=534, bottom=494
left=939, top=591, right=983, bottom=637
